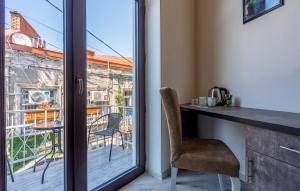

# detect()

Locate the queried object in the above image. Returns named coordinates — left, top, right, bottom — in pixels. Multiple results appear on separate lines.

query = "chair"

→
left=160, top=87, right=240, bottom=191
left=87, top=113, right=124, bottom=161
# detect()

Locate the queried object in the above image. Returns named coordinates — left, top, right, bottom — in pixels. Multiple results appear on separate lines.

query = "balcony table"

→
left=32, top=124, right=64, bottom=184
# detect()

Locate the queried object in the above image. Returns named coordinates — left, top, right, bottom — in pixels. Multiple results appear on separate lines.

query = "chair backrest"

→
left=87, top=113, right=123, bottom=144
left=106, top=113, right=123, bottom=131
left=160, top=87, right=182, bottom=164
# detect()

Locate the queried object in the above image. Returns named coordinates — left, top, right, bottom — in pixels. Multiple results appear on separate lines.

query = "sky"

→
left=265, top=0, right=281, bottom=9
left=5, top=0, right=134, bottom=57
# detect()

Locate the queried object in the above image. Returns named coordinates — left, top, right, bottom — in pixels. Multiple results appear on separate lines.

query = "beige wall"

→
left=196, top=0, right=300, bottom=178
left=145, top=0, right=196, bottom=179
left=196, top=0, right=300, bottom=112
left=146, top=0, right=300, bottom=180
left=161, top=0, right=196, bottom=175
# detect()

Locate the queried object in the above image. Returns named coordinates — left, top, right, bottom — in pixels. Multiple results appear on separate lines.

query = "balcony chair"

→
left=160, top=87, right=241, bottom=191
left=88, top=113, right=124, bottom=161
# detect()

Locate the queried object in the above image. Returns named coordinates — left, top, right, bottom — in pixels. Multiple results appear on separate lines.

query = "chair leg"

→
left=230, top=177, right=241, bottom=191
left=6, top=155, right=14, bottom=182
left=218, top=174, right=224, bottom=191
left=119, top=131, right=124, bottom=150
left=104, top=135, right=106, bottom=147
left=171, top=167, right=178, bottom=191
left=109, top=134, right=114, bottom=162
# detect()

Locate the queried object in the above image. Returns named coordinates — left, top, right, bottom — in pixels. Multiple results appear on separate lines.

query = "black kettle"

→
left=209, top=87, right=229, bottom=106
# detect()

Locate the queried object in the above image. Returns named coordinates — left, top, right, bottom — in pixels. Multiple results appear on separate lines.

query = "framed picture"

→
left=243, top=0, right=284, bottom=23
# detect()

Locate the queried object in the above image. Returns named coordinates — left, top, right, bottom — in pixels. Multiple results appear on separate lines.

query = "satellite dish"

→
left=11, top=32, right=33, bottom=47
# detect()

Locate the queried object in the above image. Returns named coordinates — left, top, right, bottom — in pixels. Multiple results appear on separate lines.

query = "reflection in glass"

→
left=5, top=0, right=65, bottom=190
left=86, top=0, right=136, bottom=189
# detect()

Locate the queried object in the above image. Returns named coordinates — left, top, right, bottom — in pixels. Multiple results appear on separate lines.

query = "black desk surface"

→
left=180, top=104, right=300, bottom=136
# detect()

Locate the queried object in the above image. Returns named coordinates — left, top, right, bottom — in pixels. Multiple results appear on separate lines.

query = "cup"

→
left=191, top=98, right=198, bottom=105
left=207, top=97, right=217, bottom=107
left=198, top=97, right=207, bottom=107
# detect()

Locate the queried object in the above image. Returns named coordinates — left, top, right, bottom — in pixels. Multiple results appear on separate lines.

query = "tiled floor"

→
left=121, top=170, right=236, bottom=191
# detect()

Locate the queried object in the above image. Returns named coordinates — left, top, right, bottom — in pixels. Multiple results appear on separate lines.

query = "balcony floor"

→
left=7, top=146, right=133, bottom=191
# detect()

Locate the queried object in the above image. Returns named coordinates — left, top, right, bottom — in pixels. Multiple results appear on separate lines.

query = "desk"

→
left=180, top=104, right=300, bottom=190
left=180, top=104, right=300, bottom=136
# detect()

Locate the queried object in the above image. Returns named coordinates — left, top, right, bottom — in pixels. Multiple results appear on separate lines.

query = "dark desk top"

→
left=180, top=104, right=300, bottom=136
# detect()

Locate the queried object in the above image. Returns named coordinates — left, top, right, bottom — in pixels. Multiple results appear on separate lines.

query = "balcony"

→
left=6, top=106, right=133, bottom=190
left=7, top=147, right=132, bottom=191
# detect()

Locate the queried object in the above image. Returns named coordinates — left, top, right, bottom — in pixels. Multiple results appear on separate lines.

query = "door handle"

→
left=76, top=77, right=84, bottom=95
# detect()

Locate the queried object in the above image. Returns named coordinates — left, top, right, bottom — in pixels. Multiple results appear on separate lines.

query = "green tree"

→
left=115, top=86, right=124, bottom=114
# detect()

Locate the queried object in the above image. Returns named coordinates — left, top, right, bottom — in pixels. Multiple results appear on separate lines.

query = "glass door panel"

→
left=86, top=0, right=136, bottom=189
left=5, top=0, right=65, bottom=190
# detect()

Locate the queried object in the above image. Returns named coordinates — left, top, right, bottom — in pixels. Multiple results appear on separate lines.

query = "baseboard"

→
left=147, top=168, right=246, bottom=182
left=146, top=167, right=171, bottom=180
left=146, top=169, right=164, bottom=180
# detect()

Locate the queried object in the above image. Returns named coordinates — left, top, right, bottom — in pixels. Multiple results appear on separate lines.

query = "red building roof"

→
left=5, top=11, right=133, bottom=70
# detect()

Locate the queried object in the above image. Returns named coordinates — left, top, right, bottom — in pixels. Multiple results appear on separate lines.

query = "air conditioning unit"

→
left=90, top=91, right=108, bottom=101
left=28, top=90, right=50, bottom=104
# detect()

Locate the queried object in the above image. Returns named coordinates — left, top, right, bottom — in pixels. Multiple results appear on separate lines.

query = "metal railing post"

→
left=44, top=110, right=47, bottom=164
left=34, top=113, right=37, bottom=165
left=23, top=120, right=25, bottom=168
left=11, top=116, right=14, bottom=172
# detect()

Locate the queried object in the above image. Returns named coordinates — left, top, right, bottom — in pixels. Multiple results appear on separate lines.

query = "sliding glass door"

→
left=86, top=1, right=137, bottom=189
left=4, top=1, right=65, bottom=190
left=0, top=0, right=144, bottom=190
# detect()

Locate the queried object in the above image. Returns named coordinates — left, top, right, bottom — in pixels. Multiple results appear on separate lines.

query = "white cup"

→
left=198, top=97, right=207, bottom=107
left=207, top=97, right=217, bottom=107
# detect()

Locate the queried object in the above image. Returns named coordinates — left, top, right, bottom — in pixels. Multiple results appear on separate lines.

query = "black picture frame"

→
left=243, top=0, right=284, bottom=24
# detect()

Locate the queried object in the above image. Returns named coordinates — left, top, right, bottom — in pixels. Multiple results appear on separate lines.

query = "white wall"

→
left=196, top=0, right=300, bottom=178
left=145, top=0, right=162, bottom=179
left=145, top=0, right=196, bottom=179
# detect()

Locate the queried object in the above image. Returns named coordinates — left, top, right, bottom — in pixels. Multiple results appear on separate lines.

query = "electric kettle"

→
left=209, top=87, right=229, bottom=106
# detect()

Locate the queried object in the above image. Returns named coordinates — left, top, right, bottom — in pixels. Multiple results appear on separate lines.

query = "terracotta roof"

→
left=5, top=29, right=133, bottom=70
left=5, top=11, right=132, bottom=70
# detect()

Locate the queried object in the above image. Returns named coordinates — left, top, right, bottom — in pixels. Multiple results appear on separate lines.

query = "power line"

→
left=87, top=44, right=105, bottom=54
left=5, top=6, right=63, bottom=35
left=87, top=31, right=132, bottom=63
left=44, top=0, right=132, bottom=64
left=6, top=3, right=127, bottom=61
left=44, top=0, right=62, bottom=12
left=6, top=6, right=102, bottom=53
left=47, top=42, right=63, bottom=50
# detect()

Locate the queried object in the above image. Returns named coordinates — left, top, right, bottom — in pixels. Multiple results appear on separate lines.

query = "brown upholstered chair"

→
left=160, top=87, right=241, bottom=191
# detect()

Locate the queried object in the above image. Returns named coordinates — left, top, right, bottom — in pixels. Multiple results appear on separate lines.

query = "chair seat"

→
left=173, top=138, right=240, bottom=177
left=95, top=129, right=114, bottom=136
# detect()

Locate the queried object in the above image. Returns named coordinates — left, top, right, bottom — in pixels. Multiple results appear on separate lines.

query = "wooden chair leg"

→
left=171, top=167, right=178, bottom=191
left=230, top=177, right=241, bottom=191
left=218, top=174, right=224, bottom=191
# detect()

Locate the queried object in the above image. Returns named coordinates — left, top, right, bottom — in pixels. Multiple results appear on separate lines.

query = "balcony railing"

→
left=6, top=105, right=133, bottom=173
